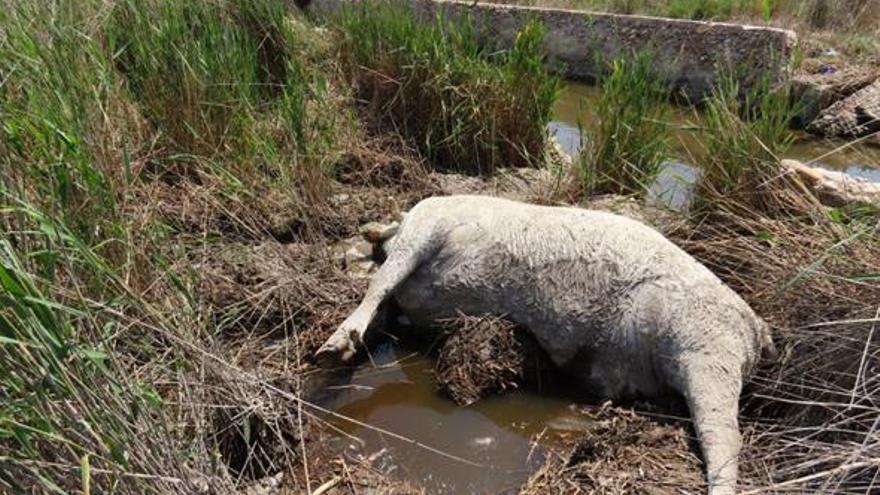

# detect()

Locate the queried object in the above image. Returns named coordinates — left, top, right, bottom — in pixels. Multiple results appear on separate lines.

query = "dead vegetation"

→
left=196, top=242, right=365, bottom=352
left=521, top=405, right=706, bottom=494
left=433, top=314, right=550, bottom=406
left=672, top=209, right=880, bottom=492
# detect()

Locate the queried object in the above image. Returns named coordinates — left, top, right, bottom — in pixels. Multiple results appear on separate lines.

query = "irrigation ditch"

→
left=1, top=1, right=878, bottom=494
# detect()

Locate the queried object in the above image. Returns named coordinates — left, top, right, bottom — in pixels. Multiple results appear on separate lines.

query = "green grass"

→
left=0, top=206, right=191, bottom=494
left=108, top=0, right=306, bottom=158
left=1, top=0, right=343, bottom=242
left=577, top=52, right=671, bottom=195
left=694, top=73, right=800, bottom=215
left=334, top=1, right=561, bottom=174
left=0, top=0, right=338, bottom=491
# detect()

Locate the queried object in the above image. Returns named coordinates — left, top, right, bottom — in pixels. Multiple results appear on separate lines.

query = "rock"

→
left=585, top=194, right=684, bottom=234
left=331, top=220, right=407, bottom=279
left=546, top=135, right=575, bottom=170
left=782, top=159, right=880, bottom=207
left=807, top=79, right=880, bottom=138
left=346, top=240, right=373, bottom=260
left=332, top=237, right=379, bottom=279
left=359, top=221, right=400, bottom=243
left=819, top=48, right=840, bottom=59
left=434, top=166, right=566, bottom=202
left=331, top=193, right=351, bottom=204
left=242, top=472, right=284, bottom=495
left=791, top=68, right=879, bottom=126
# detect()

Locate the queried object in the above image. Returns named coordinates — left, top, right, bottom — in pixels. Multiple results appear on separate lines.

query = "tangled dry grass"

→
left=521, top=405, right=706, bottom=494
left=168, top=163, right=438, bottom=493
left=433, top=314, right=546, bottom=406
left=673, top=209, right=880, bottom=492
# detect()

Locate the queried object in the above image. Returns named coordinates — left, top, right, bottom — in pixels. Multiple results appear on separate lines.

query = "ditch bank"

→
left=309, top=0, right=796, bottom=101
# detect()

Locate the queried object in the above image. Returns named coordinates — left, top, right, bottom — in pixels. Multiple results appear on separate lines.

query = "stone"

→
left=807, top=79, right=880, bottom=138
left=791, top=68, right=879, bottom=127
left=782, top=159, right=880, bottom=207
left=358, top=221, right=400, bottom=244
left=331, top=237, right=380, bottom=279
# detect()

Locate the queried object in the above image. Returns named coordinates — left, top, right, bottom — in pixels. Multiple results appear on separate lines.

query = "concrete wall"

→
left=309, top=0, right=796, bottom=101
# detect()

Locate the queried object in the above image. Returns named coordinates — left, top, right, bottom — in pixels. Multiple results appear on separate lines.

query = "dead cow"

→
left=317, top=195, right=777, bottom=495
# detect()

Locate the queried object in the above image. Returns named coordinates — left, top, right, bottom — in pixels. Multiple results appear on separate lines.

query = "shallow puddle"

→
left=550, top=83, right=880, bottom=210
left=321, top=342, right=589, bottom=494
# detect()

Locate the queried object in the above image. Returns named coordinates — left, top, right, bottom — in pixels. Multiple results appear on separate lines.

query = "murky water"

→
left=321, top=342, right=590, bottom=494
left=551, top=83, right=880, bottom=210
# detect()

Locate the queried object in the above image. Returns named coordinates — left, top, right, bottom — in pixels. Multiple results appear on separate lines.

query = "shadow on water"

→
left=551, top=83, right=880, bottom=211
left=315, top=342, right=595, bottom=494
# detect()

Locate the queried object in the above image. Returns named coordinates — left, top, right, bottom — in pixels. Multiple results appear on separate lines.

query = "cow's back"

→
left=391, top=196, right=762, bottom=395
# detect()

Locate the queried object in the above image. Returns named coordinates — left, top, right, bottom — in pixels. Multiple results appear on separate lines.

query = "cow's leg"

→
left=316, top=223, right=435, bottom=365
left=678, top=361, right=743, bottom=495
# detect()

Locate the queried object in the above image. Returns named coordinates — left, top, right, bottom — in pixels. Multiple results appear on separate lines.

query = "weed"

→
left=0, top=0, right=343, bottom=491
left=576, top=51, right=670, bottom=196
left=0, top=204, right=204, bottom=493
left=693, top=73, right=803, bottom=215
left=334, top=1, right=560, bottom=174
left=105, top=0, right=331, bottom=182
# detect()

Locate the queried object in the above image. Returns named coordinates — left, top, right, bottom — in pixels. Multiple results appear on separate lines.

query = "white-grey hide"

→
left=316, top=195, right=776, bottom=495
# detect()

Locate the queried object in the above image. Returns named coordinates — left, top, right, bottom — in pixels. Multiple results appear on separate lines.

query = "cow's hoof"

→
left=315, top=331, right=357, bottom=368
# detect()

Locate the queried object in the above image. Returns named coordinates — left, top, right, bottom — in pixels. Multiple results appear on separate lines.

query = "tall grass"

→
left=577, top=52, right=670, bottom=195
left=1, top=0, right=343, bottom=240
left=107, top=0, right=307, bottom=159
left=1, top=0, right=137, bottom=243
left=0, top=0, right=343, bottom=491
left=0, top=207, right=207, bottom=494
left=334, top=2, right=560, bottom=174
left=694, top=74, right=802, bottom=216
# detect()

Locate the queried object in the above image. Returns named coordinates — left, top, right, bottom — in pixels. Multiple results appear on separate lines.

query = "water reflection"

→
left=323, top=343, right=586, bottom=494
left=550, top=82, right=880, bottom=210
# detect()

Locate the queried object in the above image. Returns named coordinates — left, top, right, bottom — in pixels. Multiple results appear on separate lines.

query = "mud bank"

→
left=310, top=0, right=795, bottom=101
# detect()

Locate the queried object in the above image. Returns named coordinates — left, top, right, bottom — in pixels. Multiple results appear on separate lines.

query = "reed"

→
left=334, top=1, right=560, bottom=174
left=577, top=51, right=671, bottom=196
